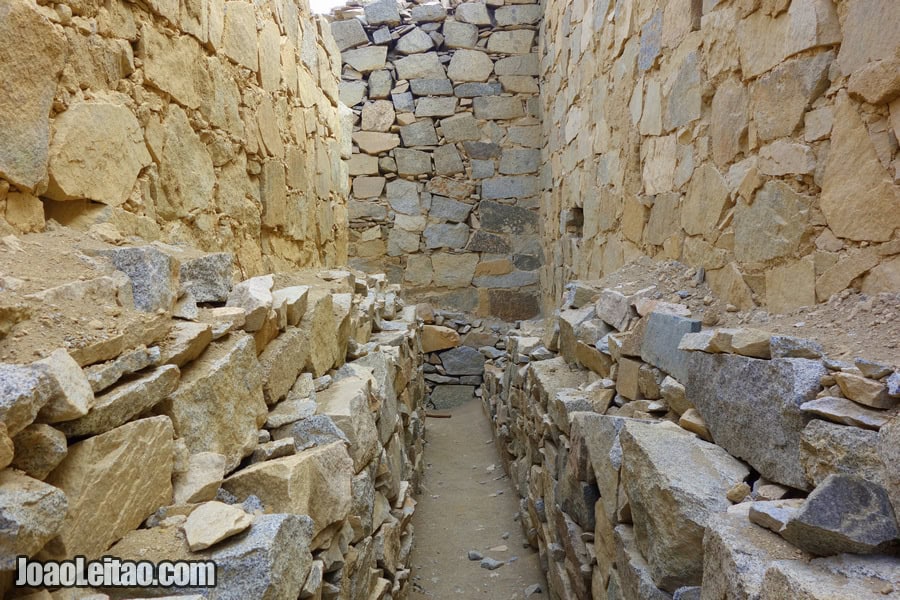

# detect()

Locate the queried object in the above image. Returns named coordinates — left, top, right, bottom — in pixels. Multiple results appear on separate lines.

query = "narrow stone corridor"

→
left=410, top=400, right=546, bottom=599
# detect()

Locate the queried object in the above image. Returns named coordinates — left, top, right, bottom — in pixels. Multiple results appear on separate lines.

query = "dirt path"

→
left=409, top=399, right=547, bottom=599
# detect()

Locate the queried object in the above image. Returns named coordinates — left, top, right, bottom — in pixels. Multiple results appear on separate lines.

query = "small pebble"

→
left=467, top=550, right=483, bottom=561
left=480, top=557, right=504, bottom=570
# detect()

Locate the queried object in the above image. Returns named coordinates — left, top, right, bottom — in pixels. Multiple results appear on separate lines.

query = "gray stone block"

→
left=639, top=312, right=701, bottom=382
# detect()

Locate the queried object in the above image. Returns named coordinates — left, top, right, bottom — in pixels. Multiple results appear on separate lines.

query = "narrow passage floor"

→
left=410, top=399, right=547, bottom=599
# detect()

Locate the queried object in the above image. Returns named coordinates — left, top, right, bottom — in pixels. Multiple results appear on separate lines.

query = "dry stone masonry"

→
left=483, top=279, right=899, bottom=599
left=0, top=234, right=428, bottom=600
left=539, top=0, right=900, bottom=315
left=0, top=0, right=349, bottom=276
left=332, top=0, right=543, bottom=320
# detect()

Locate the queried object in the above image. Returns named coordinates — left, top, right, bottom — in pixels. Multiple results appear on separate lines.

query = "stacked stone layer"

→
left=0, top=0, right=349, bottom=275
left=539, top=0, right=900, bottom=314
left=334, top=0, right=543, bottom=320
left=483, top=279, right=899, bottom=599
left=0, top=244, right=427, bottom=600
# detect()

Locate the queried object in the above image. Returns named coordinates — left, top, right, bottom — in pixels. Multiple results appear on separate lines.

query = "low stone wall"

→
left=539, top=0, right=900, bottom=314
left=0, top=239, right=426, bottom=600
left=332, top=0, right=543, bottom=320
left=483, top=280, right=899, bottom=598
left=0, top=0, right=348, bottom=276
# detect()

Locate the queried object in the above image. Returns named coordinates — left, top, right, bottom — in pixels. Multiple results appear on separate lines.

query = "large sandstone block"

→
left=685, top=353, right=826, bottom=489
left=222, top=442, right=353, bottom=542
left=41, top=416, right=174, bottom=559
left=157, top=333, right=266, bottom=471
left=0, top=469, right=67, bottom=569
left=620, top=421, right=749, bottom=592
left=315, top=374, right=378, bottom=472
left=0, top=0, right=67, bottom=191
left=302, top=290, right=345, bottom=377
left=46, top=101, right=152, bottom=206
left=258, top=327, right=309, bottom=405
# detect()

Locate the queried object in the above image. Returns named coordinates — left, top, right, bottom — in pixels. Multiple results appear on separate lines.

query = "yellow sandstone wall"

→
left=0, top=0, right=349, bottom=276
left=540, top=0, right=900, bottom=314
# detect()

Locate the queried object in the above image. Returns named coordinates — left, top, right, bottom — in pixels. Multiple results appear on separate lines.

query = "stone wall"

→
left=539, top=0, right=900, bottom=313
left=484, top=280, right=899, bottom=599
left=0, top=235, right=427, bottom=599
left=0, top=0, right=349, bottom=277
left=333, top=0, right=544, bottom=320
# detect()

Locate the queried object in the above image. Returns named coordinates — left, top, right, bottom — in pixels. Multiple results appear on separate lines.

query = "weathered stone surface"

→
left=315, top=374, right=378, bottom=471
left=395, top=52, right=446, bottom=80
left=271, top=286, right=309, bottom=329
left=41, top=416, right=174, bottom=559
left=473, top=96, right=525, bottom=120
left=159, top=322, right=213, bottom=368
left=416, top=97, right=458, bottom=118
left=734, top=180, right=811, bottom=264
left=158, top=334, right=266, bottom=471
left=614, top=525, right=672, bottom=600
left=98, top=246, right=180, bottom=313
left=878, top=417, right=899, bottom=516
left=183, top=501, right=253, bottom=551
left=222, top=0, right=258, bottom=70
left=455, top=2, right=491, bottom=24
left=397, top=27, right=434, bottom=54
left=640, top=312, right=701, bottom=382
left=342, top=46, right=388, bottom=72
left=620, top=421, right=749, bottom=592
left=258, top=327, right=309, bottom=406
left=32, top=348, right=93, bottom=424
left=495, top=4, right=542, bottom=26
left=487, top=30, right=535, bottom=54
left=430, top=384, right=475, bottom=409
left=836, top=0, right=900, bottom=75
left=222, top=442, right=353, bottom=541
left=0, top=363, right=54, bottom=437
left=439, top=346, right=486, bottom=376
left=423, top=223, right=469, bottom=249
left=834, top=372, right=896, bottom=409
left=58, top=364, right=179, bottom=437
left=448, top=49, right=494, bottom=82
left=226, top=275, right=273, bottom=332
left=480, top=200, right=538, bottom=233
left=454, top=82, right=503, bottom=97
left=702, top=504, right=810, bottom=600
left=781, top=474, right=899, bottom=555
left=411, top=3, right=446, bottom=22
left=0, top=469, right=67, bottom=569
left=47, top=101, right=152, bottom=206
left=801, top=396, right=892, bottom=431
left=0, top=0, right=67, bottom=191
left=395, top=148, right=433, bottom=176
left=421, top=325, right=461, bottom=353
left=820, top=92, right=900, bottom=242
left=494, top=54, right=540, bottom=76
left=409, top=78, right=453, bottom=96
left=685, top=353, right=826, bottom=489
left=179, top=253, right=233, bottom=303
left=365, top=0, right=401, bottom=25
left=751, top=52, right=831, bottom=142
left=174, top=451, right=226, bottom=504
left=443, top=21, right=479, bottom=49
left=9, top=424, right=65, bottom=480
left=800, top=419, right=886, bottom=488
left=361, top=100, right=396, bottom=132
left=158, top=105, right=216, bottom=218
left=331, top=18, right=369, bottom=51
left=761, top=553, right=900, bottom=598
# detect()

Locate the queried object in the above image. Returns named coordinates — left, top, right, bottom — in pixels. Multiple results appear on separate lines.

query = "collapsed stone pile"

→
left=331, top=0, right=543, bottom=318
left=0, top=237, right=427, bottom=600
left=483, top=279, right=899, bottom=599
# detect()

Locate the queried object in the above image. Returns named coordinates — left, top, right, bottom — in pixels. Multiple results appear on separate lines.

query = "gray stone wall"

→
left=333, top=0, right=544, bottom=321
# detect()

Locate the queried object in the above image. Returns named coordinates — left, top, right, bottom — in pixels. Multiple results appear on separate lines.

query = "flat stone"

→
left=330, top=18, right=369, bottom=51
left=479, top=201, right=538, bottom=235
left=752, top=52, right=831, bottom=143
left=226, top=275, right=274, bottom=332
left=58, top=364, right=180, bottom=437
left=499, top=148, right=540, bottom=175
left=620, top=421, right=749, bottom=592
left=800, top=396, right=892, bottom=430
left=495, top=4, right=542, bottom=25
left=353, top=131, right=400, bottom=154
left=411, top=3, right=447, bottom=22
left=781, top=474, right=899, bottom=555
left=770, top=336, right=824, bottom=359
left=640, top=312, right=701, bottom=382
left=395, top=148, right=433, bottom=176
left=178, top=253, right=233, bottom=303
left=481, top=175, right=538, bottom=200
left=834, top=372, right=896, bottom=409
left=454, top=82, right=503, bottom=97
left=98, top=246, right=179, bottom=313
left=342, top=46, right=388, bottom=73
left=314, top=374, right=378, bottom=471
left=0, top=470, right=67, bottom=569
left=439, top=346, right=486, bottom=376
left=10, top=424, right=67, bottom=480
left=686, top=354, right=827, bottom=489
left=455, top=2, right=491, bottom=25
left=409, top=78, right=453, bottom=96
left=761, top=553, right=900, bottom=598
left=448, top=49, right=494, bottom=82
left=394, top=52, right=446, bottom=80
left=184, top=501, right=253, bottom=551
left=487, top=29, right=535, bottom=54
left=416, top=96, right=458, bottom=117
left=430, top=384, right=475, bottom=409
left=422, top=325, right=461, bottom=353
left=40, top=416, right=174, bottom=559
left=158, top=334, right=266, bottom=471
left=0, top=363, right=54, bottom=437
left=361, top=99, right=396, bottom=132
left=473, top=96, right=525, bottom=120
left=399, top=118, right=439, bottom=146
left=638, top=10, right=663, bottom=71
left=749, top=499, right=803, bottom=534
left=222, top=442, right=353, bottom=542
left=466, top=231, right=510, bottom=253
left=364, top=0, right=401, bottom=25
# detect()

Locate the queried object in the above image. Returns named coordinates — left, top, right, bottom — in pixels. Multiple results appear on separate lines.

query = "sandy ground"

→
left=409, top=399, right=547, bottom=599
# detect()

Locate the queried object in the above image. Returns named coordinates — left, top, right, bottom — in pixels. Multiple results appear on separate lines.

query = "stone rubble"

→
left=481, top=278, right=900, bottom=599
